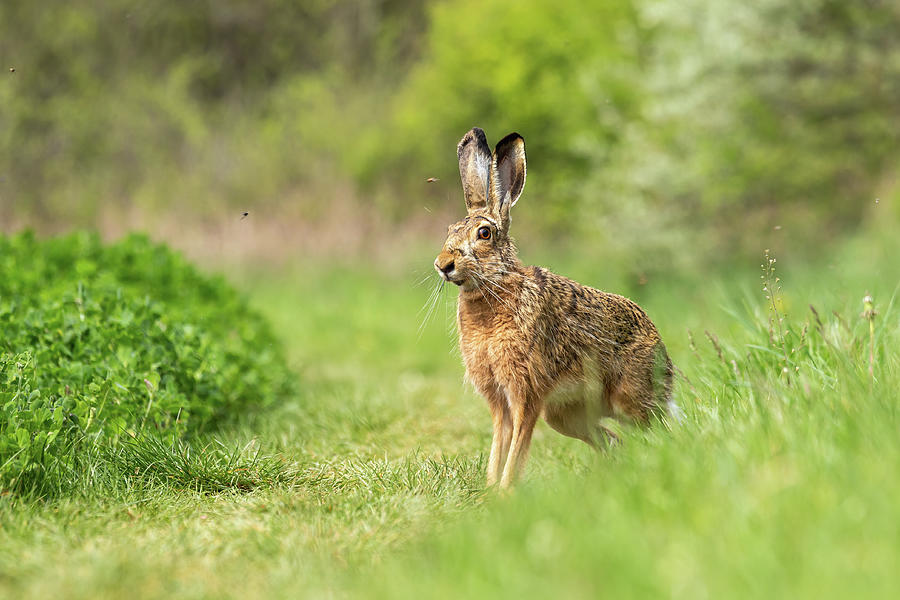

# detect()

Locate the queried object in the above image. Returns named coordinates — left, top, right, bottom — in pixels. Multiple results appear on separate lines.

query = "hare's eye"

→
left=478, top=226, right=491, bottom=240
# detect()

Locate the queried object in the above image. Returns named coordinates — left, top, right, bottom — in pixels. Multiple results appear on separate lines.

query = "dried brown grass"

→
left=4, top=189, right=460, bottom=271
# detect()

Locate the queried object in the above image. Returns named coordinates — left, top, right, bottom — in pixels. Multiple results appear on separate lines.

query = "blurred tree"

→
left=0, top=0, right=427, bottom=220
left=362, top=0, right=643, bottom=225
left=601, top=0, right=900, bottom=254
left=2, top=0, right=898, bottom=262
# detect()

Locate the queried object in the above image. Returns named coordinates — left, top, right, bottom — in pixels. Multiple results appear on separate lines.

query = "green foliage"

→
left=0, top=0, right=426, bottom=221
left=596, top=0, right=900, bottom=255
left=361, top=0, right=642, bottom=223
left=6, top=0, right=899, bottom=261
left=0, top=232, right=294, bottom=494
left=371, top=0, right=900, bottom=269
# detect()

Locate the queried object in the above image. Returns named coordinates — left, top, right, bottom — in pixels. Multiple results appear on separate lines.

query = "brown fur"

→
left=435, top=128, right=674, bottom=488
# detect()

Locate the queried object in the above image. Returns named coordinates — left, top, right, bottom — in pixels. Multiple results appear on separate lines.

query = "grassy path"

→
left=2, top=247, right=899, bottom=598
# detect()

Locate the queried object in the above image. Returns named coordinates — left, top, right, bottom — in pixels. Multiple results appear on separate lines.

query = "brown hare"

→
left=434, top=127, right=675, bottom=488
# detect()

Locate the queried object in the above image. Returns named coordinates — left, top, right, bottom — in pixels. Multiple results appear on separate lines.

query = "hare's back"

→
left=536, top=268, right=661, bottom=344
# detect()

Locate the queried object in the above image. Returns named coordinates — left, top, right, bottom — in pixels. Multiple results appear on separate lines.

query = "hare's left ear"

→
left=490, top=133, right=526, bottom=229
left=457, top=127, right=493, bottom=213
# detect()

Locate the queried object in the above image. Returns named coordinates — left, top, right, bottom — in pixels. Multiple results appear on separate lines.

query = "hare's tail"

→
left=658, top=351, right=680, bottom=423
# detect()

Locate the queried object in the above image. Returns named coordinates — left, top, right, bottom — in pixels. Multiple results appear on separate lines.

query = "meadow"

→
left=3, top=2, right=899, bottom=596
left=1, top=224, right=897, bottom=599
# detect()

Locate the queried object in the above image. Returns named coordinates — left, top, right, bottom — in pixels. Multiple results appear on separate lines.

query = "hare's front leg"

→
left=486, top=393, right=512, bottom=486
left=499, top=395, right=541, bottom=489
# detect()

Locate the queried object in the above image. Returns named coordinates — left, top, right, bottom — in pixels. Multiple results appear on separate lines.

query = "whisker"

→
left=416, top=277, right=441, bottom=317
left=413, top=271, right=435, bottom=288
left=417, top=278, right=445, bottom=337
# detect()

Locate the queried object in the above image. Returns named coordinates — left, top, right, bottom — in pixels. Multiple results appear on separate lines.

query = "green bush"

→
left=0, top=231, right=295, bottom=494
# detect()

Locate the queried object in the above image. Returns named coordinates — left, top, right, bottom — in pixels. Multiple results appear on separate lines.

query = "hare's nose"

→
left=435, top=256, right=455, bottom=274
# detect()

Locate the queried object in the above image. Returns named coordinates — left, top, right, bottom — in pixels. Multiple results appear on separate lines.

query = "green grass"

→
left=1, top=233, right=899, bottom=599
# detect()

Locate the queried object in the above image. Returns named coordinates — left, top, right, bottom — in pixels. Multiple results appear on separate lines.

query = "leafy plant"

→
left=0, top=231, right=295, bottom=495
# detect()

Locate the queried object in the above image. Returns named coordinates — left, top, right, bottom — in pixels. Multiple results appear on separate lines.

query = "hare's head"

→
left=434, top=128, right=526, bottom=290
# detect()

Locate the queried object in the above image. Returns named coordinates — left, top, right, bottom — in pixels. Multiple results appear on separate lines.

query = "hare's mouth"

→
left=439, top=271, right=465, bottom=286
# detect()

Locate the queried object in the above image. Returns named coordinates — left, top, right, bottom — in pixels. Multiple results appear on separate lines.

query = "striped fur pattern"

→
left=434, top=128, right=674, bottom=488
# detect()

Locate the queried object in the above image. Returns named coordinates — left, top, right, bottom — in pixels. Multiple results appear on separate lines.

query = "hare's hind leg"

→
left=486, top=392, right=512, bottom=486
left=499, top=395, right=541, bottom=489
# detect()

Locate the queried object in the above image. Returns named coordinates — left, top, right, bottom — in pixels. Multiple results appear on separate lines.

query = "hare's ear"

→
left=490, top=133, right=526, bottom=229
left=457, top=127, right=492, bottom=213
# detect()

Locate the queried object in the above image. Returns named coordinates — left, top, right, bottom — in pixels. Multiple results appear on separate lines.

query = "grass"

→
left=1, top=233, right=899, bottom=599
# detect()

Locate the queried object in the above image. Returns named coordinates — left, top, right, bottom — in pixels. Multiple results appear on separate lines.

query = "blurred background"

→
left=2, top=0, right=898, bottom=279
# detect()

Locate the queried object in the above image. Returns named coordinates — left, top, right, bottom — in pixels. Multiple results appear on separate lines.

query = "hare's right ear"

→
left=457, top=127, right=492, bottom=213
left=490, top=133, right=526, bottom=230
